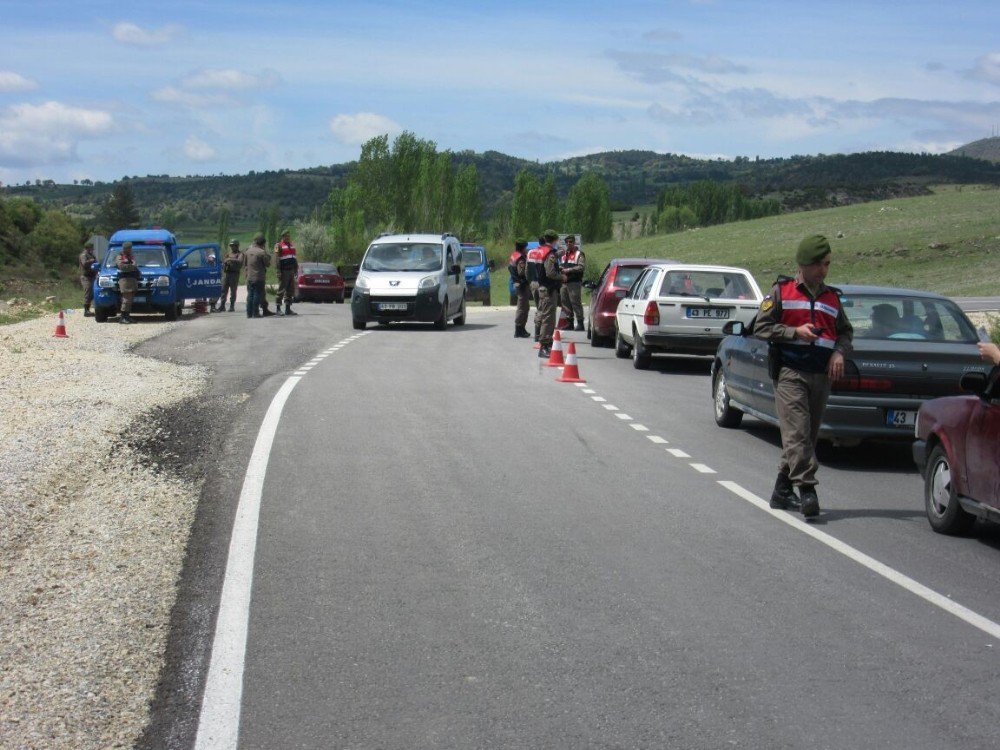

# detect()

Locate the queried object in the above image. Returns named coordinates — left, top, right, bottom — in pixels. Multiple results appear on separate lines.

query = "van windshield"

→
left=363, top=243, right=443, bottom=272
left=103, top=247, right=171, bottom=268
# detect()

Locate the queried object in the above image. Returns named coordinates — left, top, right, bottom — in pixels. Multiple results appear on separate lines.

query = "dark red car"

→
left=585, top=258, right=674, bottom=347
left=295, top=262, right=345, bottom=303
left=913, top=367, right=1000, bottom=534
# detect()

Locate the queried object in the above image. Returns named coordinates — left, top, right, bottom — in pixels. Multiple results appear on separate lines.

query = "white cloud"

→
left=329, top=112, right=403, bottom=146
left=0, top=101, right=114, bottom=167
left=184, top=136, right=217, bottom=162
left=181, top=68, right=281, bottom=91
left=152, top=85, right=237, bottom=109
left=0, top=71, right=36, bottom=92
left=112, top=21, right=182, bottom=46
left=964, top=52, right=1000, bottom=86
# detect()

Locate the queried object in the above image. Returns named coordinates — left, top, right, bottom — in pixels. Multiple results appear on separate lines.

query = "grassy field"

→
left=584, top=185, right=1000, bottom=297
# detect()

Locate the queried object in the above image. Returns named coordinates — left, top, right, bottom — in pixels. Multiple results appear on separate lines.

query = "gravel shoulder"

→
left=0, top=312, right=210, bottom=749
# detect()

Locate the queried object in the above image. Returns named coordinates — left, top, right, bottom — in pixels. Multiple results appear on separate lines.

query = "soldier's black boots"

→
left=229, top=303, right=235, bottom=312
left=84, top=305, right=92, bottom=317
left=119, top=314, right=133, bottom=325
left=769, top=472, right=799, bottom=510
left=538, top=345, right=551, bottom=358
left=800, top=488, right=820, bottom=518
left=284, top=304, right=297, bottom=316
left=575, top=322, right=585, bottom=331
left=261, top=305, right=275, bottom=317
left=533, top=323, right=540, bottom=342
left=514, top=326, right=530, bottom=338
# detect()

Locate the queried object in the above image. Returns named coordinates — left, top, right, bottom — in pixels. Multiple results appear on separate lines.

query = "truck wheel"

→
left=352, top=318, right=366, bottom=330
left=925, top=445, right=974, bottom=535
left=713, top=369, right=744, bottom=428
left=94, top=307, right=109, bottom=323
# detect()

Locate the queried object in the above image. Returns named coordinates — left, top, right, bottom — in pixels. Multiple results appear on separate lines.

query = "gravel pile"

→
left=0, top=311, right=208, bottom=749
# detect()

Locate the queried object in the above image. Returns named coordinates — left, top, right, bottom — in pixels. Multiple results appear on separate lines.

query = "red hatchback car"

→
left=586, top=258, right=675, bottom=347
left=913, top=367, right=1000, bottom=534
left=295, top=262, right=345, bottom=303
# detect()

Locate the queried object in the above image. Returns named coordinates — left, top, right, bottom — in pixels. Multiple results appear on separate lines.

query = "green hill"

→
left=949, top=136, right=1000, bottom=164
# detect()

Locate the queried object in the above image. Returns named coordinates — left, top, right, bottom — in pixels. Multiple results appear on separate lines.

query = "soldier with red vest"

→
left=525, top=236, right=547, bottom=341
left=273, top=228, right=299, bottom=316
left=508, top=238, right=531, bottom=338
left=754, top=234, right=853, bottom=518
left=536, top=229, right=568, bottom=358
left=558, top=235, right=586, bottom=331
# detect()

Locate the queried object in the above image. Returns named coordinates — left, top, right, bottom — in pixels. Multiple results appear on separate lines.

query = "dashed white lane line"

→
left=602, top=404, right=619, bottom=411
left=667, top=448, right=691, bottom=458
left=591, top=396, right=607, bottom=402
left=630, top=423, right=649, bottom=431
left=195, top=332, right=368, bottom=750
left=690, top=463, right=716, bottom=474
left=646, top=435, right=669, bottom=444
left=615, top=413, right=633, bottom=420
left=718, top=480, right=1000, bottom=641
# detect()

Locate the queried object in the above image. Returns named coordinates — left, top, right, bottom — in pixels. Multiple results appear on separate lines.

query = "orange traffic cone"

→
left=544, top=329, right=565, bottom=367
left=556, top=342, right=586, bottom=383
left=556, top=305, right=570, bottom=331
left=53, top=310, right=69, bottom=338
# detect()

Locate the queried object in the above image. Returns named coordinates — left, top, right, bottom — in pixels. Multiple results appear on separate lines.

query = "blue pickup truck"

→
left=92, top=229, right=222, bottom=322
left=460, top=243, right=493, bottom=305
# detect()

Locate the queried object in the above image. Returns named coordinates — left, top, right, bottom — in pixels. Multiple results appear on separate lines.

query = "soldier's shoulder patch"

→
left=760, top=296, right=774, bottom=312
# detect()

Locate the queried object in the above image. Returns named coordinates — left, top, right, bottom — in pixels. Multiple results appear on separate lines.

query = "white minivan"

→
left=351, top=233, right=467, bottom=330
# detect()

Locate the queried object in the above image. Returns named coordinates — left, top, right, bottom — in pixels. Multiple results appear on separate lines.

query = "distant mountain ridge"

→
left=948, top=136, right=1000, bottom=164
left=4, top=146, right=1000, bottom=225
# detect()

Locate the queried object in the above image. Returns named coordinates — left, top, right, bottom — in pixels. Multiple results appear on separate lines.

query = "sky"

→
left=1, top=0, right=998, bottom=186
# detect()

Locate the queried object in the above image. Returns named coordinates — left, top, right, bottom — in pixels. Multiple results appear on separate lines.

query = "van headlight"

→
left=152, top=275, right=170, bottom=287
left=98, top=275, right=115, bottom=288
left=419, top=275, right=439, bottom=290
left=474, top=271, right=488, bottom=282
left=355, top=275, right=369, bottom=291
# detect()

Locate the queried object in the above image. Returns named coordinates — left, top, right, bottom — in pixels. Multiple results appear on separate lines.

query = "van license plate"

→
left=378, top=302, right=408, bottom=311
left=134, top=295, right=146, bottom=304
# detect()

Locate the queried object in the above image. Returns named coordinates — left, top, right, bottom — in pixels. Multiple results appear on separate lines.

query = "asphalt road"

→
left=138, top=301, right=1000, bottom=750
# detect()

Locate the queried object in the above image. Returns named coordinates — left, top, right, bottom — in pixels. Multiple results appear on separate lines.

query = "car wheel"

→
left=632, top=328, right=651, bottom=369
left=615, top=326, right=630, bottom=359
left=454, top=297, right=466, bottom=326
left=352, top=318, right=366, bottom=330
left=713, top=368, right=744, bottom=428
left=924, top=444, right=974, bottom=535
left=435, top=298, right=448, bottom=330
left=94, top=307, right=109, bottom=323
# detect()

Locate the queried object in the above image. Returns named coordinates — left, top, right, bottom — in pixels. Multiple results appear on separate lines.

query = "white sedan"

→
left=614, top=263, right=764, bottom=369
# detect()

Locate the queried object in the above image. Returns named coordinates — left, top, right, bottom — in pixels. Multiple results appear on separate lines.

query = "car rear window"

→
left=462, top=248, right=485, bottom=266
left=660, top=270, right=755, bottom=300
left=614, top=266, right=646, bottom=289
left=841, top=294, right=977, bottom=342
left=300, top=263, right=337, bottom=274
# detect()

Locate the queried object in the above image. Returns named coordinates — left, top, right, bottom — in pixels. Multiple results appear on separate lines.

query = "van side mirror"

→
left=451, top=264, right=461, bottom=276
left=175, top=261, right=189, bottom=271
left=488, top=259, right=495, bottom=270
left=90, top=262, right=100, bottom=271
left=723, top=320, right=744, bottom=336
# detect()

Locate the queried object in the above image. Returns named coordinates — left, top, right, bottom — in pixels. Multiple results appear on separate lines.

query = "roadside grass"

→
left=0, top=273, right=84, bottom=325
left=582, top=185, right=1000, bottom=297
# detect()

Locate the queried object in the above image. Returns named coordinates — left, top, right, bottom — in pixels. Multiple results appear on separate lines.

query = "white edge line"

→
left=194, top=375, right=302, bottom=750
left=717, top=480, right=1000, bottom=641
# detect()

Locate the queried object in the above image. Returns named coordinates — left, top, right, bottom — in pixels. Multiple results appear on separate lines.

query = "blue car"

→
left=92, top=229, right=222, bottom=322
left=461, top=243, right=493, bottom=305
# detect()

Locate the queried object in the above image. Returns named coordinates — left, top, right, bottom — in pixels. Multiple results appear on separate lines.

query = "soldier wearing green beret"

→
left=79, top=240, right=98, bottom=316
left=273, top=228, right=299, bottom=316
left=535, top=229, right=567, bottom=357
left=508, top=237, right=531, bottom=338
left=218, top=239, right=243, bottom=312
left=116, top=241, right=141, bottom=324
left=754, top=234, right=853, bottom=518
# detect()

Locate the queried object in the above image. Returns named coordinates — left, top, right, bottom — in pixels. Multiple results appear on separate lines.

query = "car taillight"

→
left=607, top=266, right=618, bottom=287
left=643, top=301, right=660, bottom=326
left=833, top=376, right=893, bottom=391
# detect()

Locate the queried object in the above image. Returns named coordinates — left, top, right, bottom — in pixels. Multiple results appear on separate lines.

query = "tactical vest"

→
left=537, top=247, right=560, bottom=290
left=508, top=250, right=527, bottom=283
left=276, top=241, right=298, bottom=270
left=774, top=278, right=841, bottom=374
left=223, top=253, right=242, bottom=273
left=560, top=249, right=584, bottom=282
left=525, top=245, right=547, bottom=283
left=116, top=258, right=140, bottom=279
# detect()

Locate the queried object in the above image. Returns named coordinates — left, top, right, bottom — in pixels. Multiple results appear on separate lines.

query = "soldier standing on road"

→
left=754, top=234, right=853, bottom=518
left=508, top=238, right=531, bottom=338
left=244, top=234, right=274, bottom=318
left=207, top=253, right=221, bottom=313
left=219, top=239, right=243, bottom=312
left=79, top=240, right=98, bottom=317
left=537, top=229, right=568, bottom=358
left=526, top=236, right=546, bottom=341
left=273, top=228, right=299, bottom=316
left=116, top=242, right=141, bottom=325
left=559, top=234, right=586, bottom=331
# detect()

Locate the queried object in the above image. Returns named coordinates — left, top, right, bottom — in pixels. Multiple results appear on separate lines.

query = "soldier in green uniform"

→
left=508, top=238, right=531, bottom=338
left=537, top=229, right=568, bottom=358
left=79, top=240, right=98, bottom=316
left=116, top=242, right=141, bottom=325
left=219, top=239, right=243, bottom=312
left=754, top=235, right=853, bottom=517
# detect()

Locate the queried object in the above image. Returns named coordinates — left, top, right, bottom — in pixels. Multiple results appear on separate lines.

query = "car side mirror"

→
left=451, top=264, right=461, bottom=276
left=723, top=320, right=744, bottom=336
left=960, top=371, right=988, bottom=395
left=583, top=281, right=597, bottom=290
left=90, top=262, right=100, bottom=271
left=488, top=259, right=495, bottom=270
left=175, top=262, right=189, bottom=271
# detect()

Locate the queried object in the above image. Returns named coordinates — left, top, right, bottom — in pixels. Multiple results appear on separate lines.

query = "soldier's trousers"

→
left=514, top=282, right=531, bottom=328
left=80, top=276, right=94, bottom=306
left=560, top=281, right=584, bottom=325
left=220, top=272, right=240, bottom=306
left=530, top=282, right=541, bottom=328
left=537, top=286, right=558, bottom=345
left=774, top=367, right=831, bottom=488
left=276, top=268, right=296, bottom=306
left=119, top=291, right=134, bottom=314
